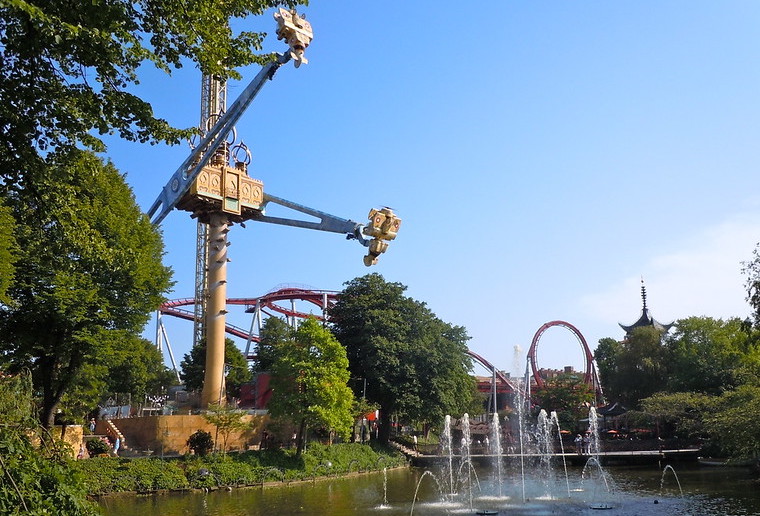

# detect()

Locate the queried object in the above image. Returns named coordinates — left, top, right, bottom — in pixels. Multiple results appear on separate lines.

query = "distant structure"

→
left=619, top=279, right=673, bottom=337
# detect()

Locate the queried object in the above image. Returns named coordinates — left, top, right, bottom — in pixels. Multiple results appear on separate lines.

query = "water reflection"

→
left=99, top=465, right=760, bottom=516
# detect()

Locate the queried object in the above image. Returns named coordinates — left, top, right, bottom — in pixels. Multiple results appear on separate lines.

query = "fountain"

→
left=660, top=465, right=684, bottom=496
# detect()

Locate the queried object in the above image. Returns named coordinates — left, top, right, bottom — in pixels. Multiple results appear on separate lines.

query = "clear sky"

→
left=106, top=1, right=760, bottom=378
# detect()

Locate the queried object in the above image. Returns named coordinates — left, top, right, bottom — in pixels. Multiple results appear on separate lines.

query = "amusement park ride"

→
left=148, top=10, right=401, bottom=407
left=148, top=9, right=605, bottom=409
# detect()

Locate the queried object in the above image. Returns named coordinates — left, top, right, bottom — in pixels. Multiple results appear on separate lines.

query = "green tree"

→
left=180, top=337, right=251, bottom=399
left=0, top=199, right=17, bottom=304
left=329, top=274, right=476, bottom=443
left=59, top=334, right=177, bottom=422
left=254, top=316, right=291, bottom=373
left=203, top=403, right=252, bottom=453
left=267, top=318, right=354, bottom=457
left=664, top=317, right=750, bottom=394
left=639, top=391, right=714, bottom=440
left=743, top=243, right=760, bottom=325
left=0, top=0, right=307, bottom=184
left=0, top=372, right=99, bottom=515
left=533, top=373, right=595, bottom=432
left=594, top=337, right=623, bottom=401
left=0, top=149, right=172, bottom=428
left=705, top=384, right=760, bottom=460
left=593, top=327, right=668, bottom=408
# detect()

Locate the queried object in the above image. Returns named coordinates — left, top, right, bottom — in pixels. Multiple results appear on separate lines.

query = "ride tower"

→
left=150, top=9, right=401, bottom=408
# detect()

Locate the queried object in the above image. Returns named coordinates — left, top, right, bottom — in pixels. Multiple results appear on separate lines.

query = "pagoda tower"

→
left=619, top=279, right=673, bottom=337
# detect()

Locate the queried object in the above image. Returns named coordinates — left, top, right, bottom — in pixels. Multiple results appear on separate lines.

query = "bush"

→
left=187, top=430, right=214, bottom=456
left=72, top=458, right=189, bottom=494
left=85, top=438, right=111, bottom=456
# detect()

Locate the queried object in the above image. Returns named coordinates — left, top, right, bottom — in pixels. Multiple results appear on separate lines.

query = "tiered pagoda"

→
left=619, top=279, right=673, bottom=337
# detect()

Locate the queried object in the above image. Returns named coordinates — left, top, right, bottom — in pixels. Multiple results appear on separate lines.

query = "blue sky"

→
left=107, top=2, right=760, bottom=378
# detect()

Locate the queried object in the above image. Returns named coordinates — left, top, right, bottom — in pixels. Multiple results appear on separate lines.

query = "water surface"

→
left=98, top=464, right=760, bottom=515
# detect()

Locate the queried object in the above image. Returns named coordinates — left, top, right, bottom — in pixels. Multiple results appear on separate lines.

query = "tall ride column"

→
left=200, top=211, right=230, bottom=407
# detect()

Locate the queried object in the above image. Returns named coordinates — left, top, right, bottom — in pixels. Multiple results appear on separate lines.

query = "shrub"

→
left=187, top=430, right=214, bottom=456
left=85, top=438, right=111, bottom=457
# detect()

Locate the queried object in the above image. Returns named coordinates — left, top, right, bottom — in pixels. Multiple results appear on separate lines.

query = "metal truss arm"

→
left=254, top=193, right=369, bottom=246
left=148, top=53, right=291, bottom=225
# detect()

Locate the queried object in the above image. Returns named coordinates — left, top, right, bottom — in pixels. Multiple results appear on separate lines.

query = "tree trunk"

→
left=378, top=410, right=392, bottom=444
left=295, top=418, right=307, bottom=458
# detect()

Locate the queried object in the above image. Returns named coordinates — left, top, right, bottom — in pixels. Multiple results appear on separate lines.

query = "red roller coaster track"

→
left=159, top=291, right=600, bottom=399
left=527, top=320, right=602, bottom=399
left=158, top=287, right=338, bottom=344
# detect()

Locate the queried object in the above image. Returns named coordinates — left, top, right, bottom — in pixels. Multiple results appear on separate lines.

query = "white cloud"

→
left=581, top=213, right=760, bottom=327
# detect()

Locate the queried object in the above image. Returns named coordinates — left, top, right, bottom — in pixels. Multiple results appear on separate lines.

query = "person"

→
left=113, top=437, right=120, bottom=456
left=413, top=434, right=418, bottom=453
left=77, top=444, right=86, bottom=460
left=89, top=418, right=96, bottom=434
left=582, top=434, right=590, bottom=454
left=484, top=435, right=490, bottom=452
left=574, top=434, right=582, bottom=455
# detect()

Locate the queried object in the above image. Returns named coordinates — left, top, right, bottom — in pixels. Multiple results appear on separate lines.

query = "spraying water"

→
left=441, top=415, right=454, bottom=496
left=490, top=412, right=504, bottom=497
left=660, top=465, right=684, bottom=496
left=550, top=410, right=571, bottom=497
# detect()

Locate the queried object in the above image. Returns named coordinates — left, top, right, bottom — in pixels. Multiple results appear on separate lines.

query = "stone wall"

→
left=109, top=414, right=267, bottom=455
left=51, top=424, right=84, bottom=458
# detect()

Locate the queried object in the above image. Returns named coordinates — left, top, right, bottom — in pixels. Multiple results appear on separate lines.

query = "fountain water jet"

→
left=660, top=465, right=684, bottom=496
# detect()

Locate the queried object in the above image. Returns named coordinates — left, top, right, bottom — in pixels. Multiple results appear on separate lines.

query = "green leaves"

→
left=180, top=337, right=252, bottom=398
left=267, top=318, right=355, bottom=452
left=0, top=0, right=308, bottom=183
left=329, top=274, right=476, bottom=441
left=0, top=149, right=173, bottom=426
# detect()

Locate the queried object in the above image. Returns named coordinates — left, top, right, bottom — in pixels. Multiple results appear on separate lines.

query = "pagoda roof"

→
left=619, top=279, right=673, bottom=335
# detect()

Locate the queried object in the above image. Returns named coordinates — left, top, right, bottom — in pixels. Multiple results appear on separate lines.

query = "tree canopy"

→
left=664, top=316, right=754, bottom=394
left=533, top=372, right=595, bottom=432
left=743, top=243, right=760, bottom=326
left=0, top=199, right=16, bottom=305
left=0, top=0, right=307, bottom=183
left=329, top=274, right=477, bottom=443
left=180, top=337, right=251, bottom=399
left=594, top=327, right=668, bottom=408
left=266, top=318, right=354, bottom=456
left=0, top=149, right=173, bottom=427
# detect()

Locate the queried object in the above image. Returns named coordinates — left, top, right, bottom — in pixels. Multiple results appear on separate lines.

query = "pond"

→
left=99, top=463, right=760, bottom=515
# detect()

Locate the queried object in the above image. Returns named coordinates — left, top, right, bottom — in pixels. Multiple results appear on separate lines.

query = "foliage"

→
left=0, top=149, right=172, bottom=427
left=203, top=403, right=253, bottom=453
left=70, top=443, right=405, bottom=494
left=85, top=439, right=111, bottom=457
left=594, top=327, right=668, bottom=408
left=639, top=391, right=715, bottom=440
left=73, top=457, right=189, bottom=495
left=0, top=200, right=17, bottom=305
left=743, top=243, right=760, bottom=325
left=61, top=335, right=177, bottom=423
left=180, top=337, right=251, bottom=398
left=329, top=274, right=477, bottom=443
left=704, top=385, right=760, bottom=460
left=254, top=316, right=291, bottom=373
left=0, top=0, right=308, bottom=185
left=267, top=318, right=355, bottom=456
left=0, top=372, right=99, bottom=515
left=187, top=430, right=214, bottom=457
left=533, top=373, right=595, bottom=432
left=664, top=317, right=751, bottom=394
